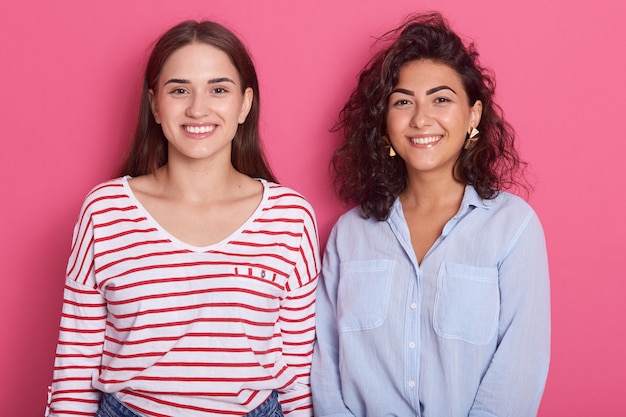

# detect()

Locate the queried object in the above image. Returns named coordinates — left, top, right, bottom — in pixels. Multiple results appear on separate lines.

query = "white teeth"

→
left=410, top=136, right=440, bottom=145
left=185, top=125, right=215, bottom=134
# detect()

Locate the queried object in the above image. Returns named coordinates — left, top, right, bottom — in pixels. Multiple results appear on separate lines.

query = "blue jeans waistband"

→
left=97, top=390, right=282, bottom=417
left=97, top=393, right=141, bottom=417
left=244, top=390, right=282, bottom=417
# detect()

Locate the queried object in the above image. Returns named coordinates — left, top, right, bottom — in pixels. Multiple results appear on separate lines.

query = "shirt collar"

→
left=388, top=185, right=491, bottom=223
left=461, top=185, right=490, bottom=210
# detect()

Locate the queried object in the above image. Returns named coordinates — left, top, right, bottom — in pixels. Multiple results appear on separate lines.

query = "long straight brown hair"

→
left=117, top=20, right=276, bottom=182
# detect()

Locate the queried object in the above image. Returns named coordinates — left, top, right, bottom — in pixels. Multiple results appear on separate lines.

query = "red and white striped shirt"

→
left=49, top=177, right=320, bottom=417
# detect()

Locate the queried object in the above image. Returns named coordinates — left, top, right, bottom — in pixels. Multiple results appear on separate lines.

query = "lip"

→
left=406, top=134, right=443, bottom=148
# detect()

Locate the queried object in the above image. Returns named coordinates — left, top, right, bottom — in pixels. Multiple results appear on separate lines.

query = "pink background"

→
left=1, top=0, right=625, bottom=415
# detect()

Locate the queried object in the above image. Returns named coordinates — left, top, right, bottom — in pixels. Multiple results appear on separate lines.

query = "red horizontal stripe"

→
left=57, top=341, right=103, bottom=348
left=95, top=227, right=159, bottom=244
left=96, top=249, right=191, bottom=274
left=109, top=301, right=279, bottom=321
left=229, top=240, right=298, bottom=251
left=100, top=261, right=289, bottom=288
left=95, top=239, right=173, bottom=259
left=62, top=299, right=105, bottom=308
left=105, top=331, right=280, bottom=345
left=61, top=313, right=107, bottom=320
left=59, top=327, right=105, bottom=334
left=109, top=316, right=275, bottom=333
left=49, top=409, right=96, bottom=416
left=95, top=216, right=147, bottom=229
left=242, top=229, right=301, bottom=238
left=108, top=286, right=278, bottom=306
left=280, top=312, right=315, bottom=324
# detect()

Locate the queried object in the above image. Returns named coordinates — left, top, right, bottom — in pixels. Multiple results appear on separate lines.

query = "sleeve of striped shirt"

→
left=277, top=201, right=320, bottom=417
left=48, top=201, right=107, bottom=417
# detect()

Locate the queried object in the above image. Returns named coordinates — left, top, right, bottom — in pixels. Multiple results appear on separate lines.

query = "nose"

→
left=410, top=105, right=433, bottom=128
left=185, top=93, right=208, bottom=118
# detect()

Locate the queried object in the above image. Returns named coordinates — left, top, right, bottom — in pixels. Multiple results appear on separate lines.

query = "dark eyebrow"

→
left=207, top=77, right=236, bottom=85
left=390, top=88, right=414, bottom=96
left=163, top=77, right=236, bottom=85
left=390, top=85, right=457, bottom=96
left=426, top=85, right=456, bottom=95
left=164, top=78, right=190, bottom=85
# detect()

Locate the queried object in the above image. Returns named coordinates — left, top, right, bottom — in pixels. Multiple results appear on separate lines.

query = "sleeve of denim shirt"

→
left=311, top=225, right=356, bottom=417
left=469, top=209, right=551, bottom=417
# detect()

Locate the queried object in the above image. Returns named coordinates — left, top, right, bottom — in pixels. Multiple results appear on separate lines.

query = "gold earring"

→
left=383, top=135, right=396, bottom=157
left=383, top=135, right=396, bottom=158
left=464, top=127, right=480, bottom=150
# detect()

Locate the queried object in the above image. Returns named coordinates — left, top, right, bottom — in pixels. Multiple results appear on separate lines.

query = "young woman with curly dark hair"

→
left=312, top=12, right=550, bottom=417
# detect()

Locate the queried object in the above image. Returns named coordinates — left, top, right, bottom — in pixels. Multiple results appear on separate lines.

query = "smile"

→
left=184, top=125, right=215, bottom=134
left=409, top=135, right=442, bottom=145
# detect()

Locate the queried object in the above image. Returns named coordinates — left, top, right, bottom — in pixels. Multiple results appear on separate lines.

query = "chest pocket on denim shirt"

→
left=434, top=262, right=499, bottom=345
left=337, top=259, right=394, bottom=332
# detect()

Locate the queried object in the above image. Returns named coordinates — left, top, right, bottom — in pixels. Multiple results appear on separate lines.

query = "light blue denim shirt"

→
left=311, top=186, right=550, bottom=417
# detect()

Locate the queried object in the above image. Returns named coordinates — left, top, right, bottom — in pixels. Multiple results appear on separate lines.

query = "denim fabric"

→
left=96, top=393, right=141, bottom=417
left=95, top=391, right=282, bottom=417
left=243, top=391, right=283, bottom=417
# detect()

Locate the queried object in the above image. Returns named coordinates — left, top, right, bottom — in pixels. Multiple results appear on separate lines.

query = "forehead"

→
left=159, top=42, right=240, bottom=80
left=396, top=59, right=466, bottom=92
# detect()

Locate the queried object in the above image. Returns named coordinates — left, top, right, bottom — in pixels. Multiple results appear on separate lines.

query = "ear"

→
left=469, top=99, right=483, bottom=132
left=238, top=87, right=254, bottom=124
left=148, top=88, right=160, bottom=124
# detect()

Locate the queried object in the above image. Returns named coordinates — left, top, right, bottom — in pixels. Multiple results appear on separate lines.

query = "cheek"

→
left=439, top=110, right=469, bottom=132
left=221, top=98, right=247, bottom=124
left=154, top=97, right=172, bottom=120
left=386, top=112, right=406, bottom=134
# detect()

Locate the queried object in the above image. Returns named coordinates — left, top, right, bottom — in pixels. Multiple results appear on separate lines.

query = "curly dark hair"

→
left=331, top=12, right=528, bottom=220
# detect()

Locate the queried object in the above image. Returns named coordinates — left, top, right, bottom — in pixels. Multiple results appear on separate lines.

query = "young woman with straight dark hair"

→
left=48, top=20, right=319, bottom=417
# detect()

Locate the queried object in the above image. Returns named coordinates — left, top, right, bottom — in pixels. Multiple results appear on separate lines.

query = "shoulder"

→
left=78, top=177, right=132, bottom=216
left=330, top=205, right=381, bottom=239
left=334, top=205, right=368, bottom=226
left=259, top=182, right=319, bottom=239
left=487, top=190, right=538, bottom=219
left=85, top=176, right=127, bottom=196
left=479, top=190, right=545, bottom=239
left=263, top=181, right=316, bottom=216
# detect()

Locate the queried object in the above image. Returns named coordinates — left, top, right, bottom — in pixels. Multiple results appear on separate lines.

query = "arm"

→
left=310, top=226, right=356, bottom=417
left=277, top=208, right=320, bottom=417
left=48, top=215, right=107, bottom=417
left=469, top=211, right=551, bottom=417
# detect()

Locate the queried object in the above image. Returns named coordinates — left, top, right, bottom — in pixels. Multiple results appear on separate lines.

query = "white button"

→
left=410, top=303, right=417, bottom=309
left=409, top=342, right=416, bottom=349
left=408, top=380, right=416, bottom=387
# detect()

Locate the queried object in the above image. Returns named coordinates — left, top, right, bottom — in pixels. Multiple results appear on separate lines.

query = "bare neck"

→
left=400, top=172, right=465, bottom=212
left=150, top=160, right=256, bottom=204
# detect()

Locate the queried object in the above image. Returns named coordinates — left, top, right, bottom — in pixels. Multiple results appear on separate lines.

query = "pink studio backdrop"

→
left=1, top=0, right=625, bottom=415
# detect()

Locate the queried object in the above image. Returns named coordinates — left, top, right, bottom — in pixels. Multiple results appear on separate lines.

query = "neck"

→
left=400, top=172, right=465, bottom=211
left=154, top=161, right=250, bottom=204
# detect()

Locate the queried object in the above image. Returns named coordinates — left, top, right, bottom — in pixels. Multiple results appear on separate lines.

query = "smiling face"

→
left=386, top=59, right=482, bottom=180
left=148, top=42, right=253, bottom=167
